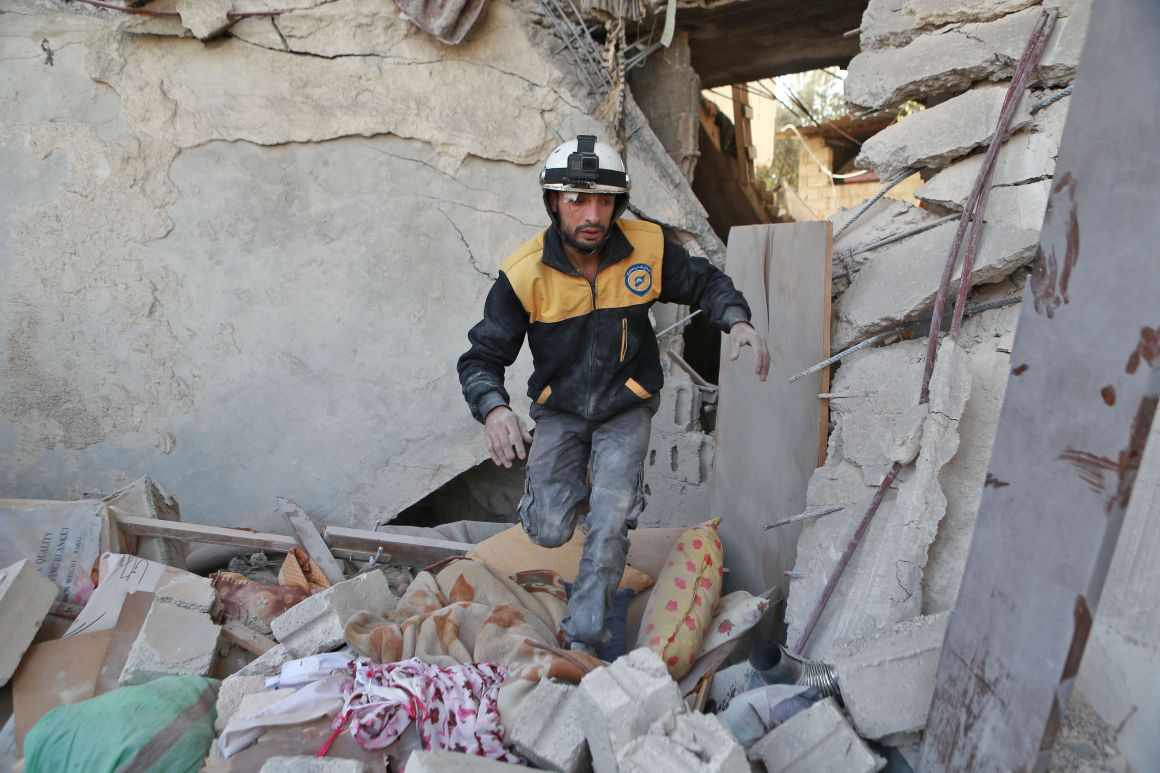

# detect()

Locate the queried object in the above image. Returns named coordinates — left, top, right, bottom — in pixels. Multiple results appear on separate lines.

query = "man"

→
left=458, top=135, right=769, bottom=654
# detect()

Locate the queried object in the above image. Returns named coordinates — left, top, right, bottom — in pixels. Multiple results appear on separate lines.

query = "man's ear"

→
left=548, top=191, right=559, bottom=213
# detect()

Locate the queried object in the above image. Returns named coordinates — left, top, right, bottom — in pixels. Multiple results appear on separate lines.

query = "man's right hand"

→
left=483, top=406, right=533, bottom=468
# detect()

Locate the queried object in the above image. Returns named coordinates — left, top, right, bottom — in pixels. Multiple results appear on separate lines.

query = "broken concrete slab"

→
left=119, top=595, right=222, bottom=685
left=856, top=84, right=1034, bottom=179
left=577, top=648, right=685, bottom=773
left=271, top=570, right=395, bottom=657
left=260, top=756, right=368, bottom=773
left=748, top=697, right=885, bottom=773
left=618, top=711, right=747, bottom=773
left=214, top=674, right=271, bottom=732
left=156, top=574, right=217, bottom=614
left=859, top=0, right=919, bottom=52
left=0, top=559, right=59, bottom=687
left=846, top=4, right=1085, bottom=110
left=176, top=0, right=233, bottom=40
left=509, top=679, right=591, bottom=773
left=833, top=216, right=1037, bottom=349
left=406, top=750, right=524, bottom=771
left=831, top=612, right=950, bottom=739
left=236, top=643, right=295, bottom=677
left=905, top=0, right=1056, bottom=27
left=978, top=180, right=1052, bottom=232
left=916, top=94, right=1069, bottom=209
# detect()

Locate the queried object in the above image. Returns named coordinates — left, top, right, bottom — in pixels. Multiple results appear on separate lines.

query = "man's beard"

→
left=561, top=223, right=607, bottom=255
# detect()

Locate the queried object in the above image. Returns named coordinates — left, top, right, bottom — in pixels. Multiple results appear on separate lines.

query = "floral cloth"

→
left=334, top=657, right=523, bottom=765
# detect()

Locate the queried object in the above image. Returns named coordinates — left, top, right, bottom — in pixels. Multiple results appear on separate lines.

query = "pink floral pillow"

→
left=698, top=590, right=771, bottom=654
left=635, top=518, right=725, bottom=679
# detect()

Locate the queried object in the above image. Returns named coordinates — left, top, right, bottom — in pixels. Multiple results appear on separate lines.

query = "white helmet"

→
left=540, top=135, right=631, bottom=231
left=540, top=135, right=631, bottom=195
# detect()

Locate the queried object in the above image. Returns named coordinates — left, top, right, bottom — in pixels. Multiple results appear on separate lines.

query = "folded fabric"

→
left=698, top=591, right=772, bottom=654
left=335, top=657, right=521, bottom=764
left=218, top=673, right=348, bottom=758
left=265, top=652, right=355, bottom=689
left=718, top=684, right=822, bottom=747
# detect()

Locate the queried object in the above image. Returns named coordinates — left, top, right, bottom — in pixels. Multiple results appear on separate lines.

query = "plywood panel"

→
left=711, top=222, right=832, bottom=606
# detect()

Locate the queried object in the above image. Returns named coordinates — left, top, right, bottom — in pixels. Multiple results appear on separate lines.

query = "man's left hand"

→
left=728, top=322, right=770, bottom=381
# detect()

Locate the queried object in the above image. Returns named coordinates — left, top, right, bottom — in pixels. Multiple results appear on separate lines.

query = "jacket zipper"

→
left=619, top=318, right=628, bottom=363
left=586, top=280, right=597, bottom=418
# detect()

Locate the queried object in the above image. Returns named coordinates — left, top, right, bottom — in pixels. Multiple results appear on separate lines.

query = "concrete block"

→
left=271, top=570, right=395, bottom=657
left=833, top=216, right=1037, bottom=348
left=0, top=559, right=59, bottom=687
left=618, top=711, right=747, bottom=773
left=236, top=642, right=294, bottom=676
left=509, top=679, right=591, bottom=773
left=156, top=574, right=217, bottom=614
left=847, top=4, right=1083, bottom=110
left=856, top=84, right=1033, bottom=179
left=831, top=612, right=950, bottom=739
left=660, top=431, right=712, bottom=485
left=577, top=648, right=684, bottom=773
left=214, top=674, right=270, bottom=731
left=406, top=750, right=525, bottom=772
left=260, top=756, right=368, bottom=773
left=119, top=596, right=222, bottom=684
left=748, top=698, right=885, bottom=773
left=916, top=94, right=1069, bottom=210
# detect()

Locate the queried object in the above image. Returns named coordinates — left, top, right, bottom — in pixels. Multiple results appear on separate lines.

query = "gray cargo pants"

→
left=519, top=396, right=659, bottom=647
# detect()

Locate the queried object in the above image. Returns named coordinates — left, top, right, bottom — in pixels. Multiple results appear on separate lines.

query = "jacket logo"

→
left=624, top=263, right=653, bottom=296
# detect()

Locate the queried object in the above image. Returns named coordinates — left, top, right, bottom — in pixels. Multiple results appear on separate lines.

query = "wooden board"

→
left=323, top=526, right=472, bottom=568
left=710, top=222, right=832, bottom=613
left=13, top=630, right=113, bottom=753
left=920, top=5, right=1160, bottom=768
left=278, top=498, right=346, bottom=585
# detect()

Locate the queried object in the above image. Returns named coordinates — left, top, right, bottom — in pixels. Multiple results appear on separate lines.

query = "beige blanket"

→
left=343, top=558, right=601, bottom=733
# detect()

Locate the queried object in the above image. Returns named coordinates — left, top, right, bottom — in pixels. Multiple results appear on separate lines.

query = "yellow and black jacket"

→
left=457, top=219, right=750, bottom=423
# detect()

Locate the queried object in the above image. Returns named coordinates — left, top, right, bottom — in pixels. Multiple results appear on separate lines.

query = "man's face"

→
left=551, top=191, right=617, bottom=253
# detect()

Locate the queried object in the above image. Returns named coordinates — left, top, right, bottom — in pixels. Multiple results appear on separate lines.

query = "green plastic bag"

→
left=24, top=674, right=218, bottom=773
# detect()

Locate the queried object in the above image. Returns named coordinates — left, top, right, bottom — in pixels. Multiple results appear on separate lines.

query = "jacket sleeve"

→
left=457, top=271, right=530, bottom=423
left=658, top=237, right=752, bottom=333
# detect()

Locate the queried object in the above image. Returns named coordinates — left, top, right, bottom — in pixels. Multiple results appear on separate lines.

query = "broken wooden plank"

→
left=921, top=4, right=1160, bottom=767
left=322, top=526, right=471, bottom=568
left=277, top=498, right=346, bottom=586
left=114, top=515, right=301, bottom=553
left=221, top=620, right=277, bottom=656
left=711, top=222, right=832, bottom=611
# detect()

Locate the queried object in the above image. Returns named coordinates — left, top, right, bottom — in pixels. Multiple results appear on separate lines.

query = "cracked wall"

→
left=0, top=0, right=721, bottom=530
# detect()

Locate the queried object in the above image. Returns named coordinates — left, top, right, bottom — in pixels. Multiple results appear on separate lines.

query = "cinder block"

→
left=406, top=750, right=526, bottom=771
left=0, top=559, right=59, bottom=687
left=831, top=612, right=949, bottom=739
left=118, top=598, right=222, bottom=685
left=748, top=698, right=884, bottom=773
left=259, top=756, right=369, bottom=772
left=618, top=711, right=747, bottom=773
left=236, top=642, right=294, bottom=677
left=510, top=679, right=591, bottom=772
left=271, top=570, right=395, bottom=657
left=577, top=648, right=684, bottom=773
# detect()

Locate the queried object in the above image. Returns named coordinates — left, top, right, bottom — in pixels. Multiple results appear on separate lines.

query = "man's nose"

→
left=581, top=200, right=602, bottom=221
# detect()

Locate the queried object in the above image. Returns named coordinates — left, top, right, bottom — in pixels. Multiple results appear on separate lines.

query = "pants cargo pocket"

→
left=517, top=473, right=537, bottom=540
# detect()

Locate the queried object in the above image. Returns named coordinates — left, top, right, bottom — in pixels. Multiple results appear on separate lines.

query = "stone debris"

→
left=236, top=642, right=295, bottom=677
left=831, top=612, right=950, bottom=739
left=748, top=698, right=885, bottom=773
left=214, top=674, right=273, bottom=732
left=176, top=0, right=235, bottom=40
left=118, top=581, right=223, bottom=685
left=617, top=710, right=748, bottom=773
left=270, top=570, right=396, bottom=658
left=846, top=5, right=1080, bottom=110
left=833, top=216, right=1037, bottom=348
left=858, top=0, right=920, bottom=52
left=856, top=84, right=1034, bottom=179
left=508, top=679, right=591, bottom=773
left=406, top=750, right=526, bottom=772
left=576, top=648, right=685, bottom=773
left=259, top=756, right=369, bottom=773
left=0, top=559, right=59, bottom=687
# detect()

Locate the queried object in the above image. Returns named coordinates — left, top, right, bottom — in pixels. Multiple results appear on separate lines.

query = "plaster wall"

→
left=0, top=0, right=721, bottom=531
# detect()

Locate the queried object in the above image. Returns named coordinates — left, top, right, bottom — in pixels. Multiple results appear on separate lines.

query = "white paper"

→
left=64, top=553, right=193, bottom=637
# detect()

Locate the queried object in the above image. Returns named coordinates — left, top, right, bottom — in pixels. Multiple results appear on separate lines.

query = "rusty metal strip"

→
left=920, top=3, right=1160, bottom=769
